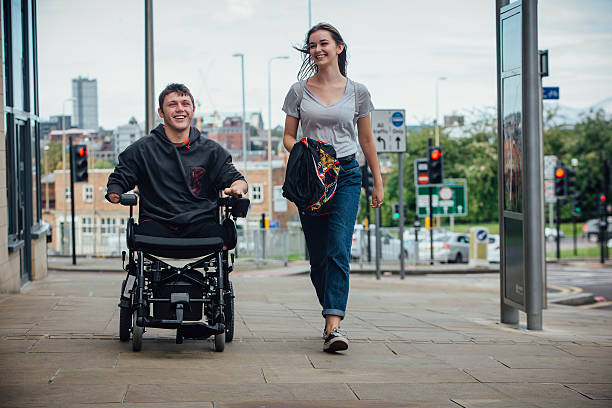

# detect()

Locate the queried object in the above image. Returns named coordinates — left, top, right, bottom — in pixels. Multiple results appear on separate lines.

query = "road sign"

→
left=416, top=178, right=468, bottom=217
left=414, top=158, right=429, bottom=186
left=543, top=155, right=558, bottom=180
left=371, top=109, right=406, bottom=153
left=475, top=228, right=489, bottom=243
left=543, top=87, right=559, bottom=100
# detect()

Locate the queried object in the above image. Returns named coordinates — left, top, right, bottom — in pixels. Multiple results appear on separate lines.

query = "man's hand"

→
left=224, top=180, right=248, bottom=197
left=108, top=193, right=120, bottom=204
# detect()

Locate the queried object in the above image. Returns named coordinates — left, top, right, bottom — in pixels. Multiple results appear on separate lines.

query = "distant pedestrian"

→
left=282, top=23, right=383, bottom=352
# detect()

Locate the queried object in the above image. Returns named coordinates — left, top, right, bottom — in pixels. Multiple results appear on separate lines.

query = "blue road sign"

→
left=391, top=111, right=404, bottom=127
left=543, top=87, right=559, bottom=100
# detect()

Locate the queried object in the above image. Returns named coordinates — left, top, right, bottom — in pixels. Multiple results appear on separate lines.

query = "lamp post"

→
left=434, top=76, right=446, bottom=146
left=61, top=97, right=74, bottom=254
left=232, top=53, right=247, bottom=183
left=267, top=56, right=289, bottom=223
left=308, top=0, right=312, bottom=28
left=43, top=144, right=49, bottom=211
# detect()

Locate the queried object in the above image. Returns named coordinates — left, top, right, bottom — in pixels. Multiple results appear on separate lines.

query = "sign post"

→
left=372, top=109, right=406, bottom=278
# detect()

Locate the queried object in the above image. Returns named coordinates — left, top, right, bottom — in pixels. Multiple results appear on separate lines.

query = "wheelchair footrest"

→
left=143, top=317, right=224, bottom=338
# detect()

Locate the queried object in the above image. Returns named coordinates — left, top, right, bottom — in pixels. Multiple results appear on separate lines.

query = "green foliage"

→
left=42, top=141, right=63, bottom=174
left=356, top=107, right=611, bottom=227
left=92, top=159, right=115, bottom=169
left=544, top=109, right=612, bottom=220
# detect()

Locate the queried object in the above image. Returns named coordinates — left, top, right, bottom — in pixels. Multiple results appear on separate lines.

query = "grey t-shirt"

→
left=282, top=78, right=374, bottom=158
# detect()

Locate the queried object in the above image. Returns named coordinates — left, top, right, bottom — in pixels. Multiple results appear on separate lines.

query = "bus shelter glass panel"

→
left=502, top=74, right=522, bottom=213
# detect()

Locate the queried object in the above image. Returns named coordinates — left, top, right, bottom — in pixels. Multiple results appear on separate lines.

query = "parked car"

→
left=418, top=233, right=470, bottom=263
left=582, top=217, right=612, bottom=242
left=488, top=234, right=500, bottom=263
left=351, top=225, right=411, bottom=261
left=544, top=227, right=565, bottom=241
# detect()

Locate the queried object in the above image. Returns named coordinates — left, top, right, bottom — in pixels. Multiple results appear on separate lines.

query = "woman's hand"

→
left=371, top=182, right=384, bottom=208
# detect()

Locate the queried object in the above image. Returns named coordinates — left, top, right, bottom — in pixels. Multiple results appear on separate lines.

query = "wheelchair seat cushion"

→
left=132, top=234, right=224, bottom=258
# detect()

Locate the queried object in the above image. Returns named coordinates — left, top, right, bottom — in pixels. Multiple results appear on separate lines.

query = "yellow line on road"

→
left=548, top=284, right=583, bottom=295
left=579, top=301, right=612, bottom=309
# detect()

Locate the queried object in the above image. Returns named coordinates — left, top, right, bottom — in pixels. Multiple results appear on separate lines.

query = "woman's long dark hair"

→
left=294, top=23, right=347, bottom=80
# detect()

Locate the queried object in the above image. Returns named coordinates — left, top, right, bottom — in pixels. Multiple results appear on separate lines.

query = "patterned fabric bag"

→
left=282, top=138, right=340, bottom=216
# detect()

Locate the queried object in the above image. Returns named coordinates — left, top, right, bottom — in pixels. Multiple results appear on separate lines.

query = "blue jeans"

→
left=299, top=158, right=362, bottom=318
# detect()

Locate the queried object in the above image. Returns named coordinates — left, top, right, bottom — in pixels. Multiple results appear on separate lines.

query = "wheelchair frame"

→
left=117, top=193, right=249, bottom=352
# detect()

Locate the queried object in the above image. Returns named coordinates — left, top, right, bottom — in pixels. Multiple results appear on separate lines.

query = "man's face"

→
left=158, top=92, right=194, bottom=133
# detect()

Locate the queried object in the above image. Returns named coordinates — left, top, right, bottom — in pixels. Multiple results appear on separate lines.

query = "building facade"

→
left=72, top=76, right=98, bottom=130
left=1, top=0, right=48, bottom=292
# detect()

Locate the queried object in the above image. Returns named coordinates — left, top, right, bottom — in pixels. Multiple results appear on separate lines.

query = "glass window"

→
left=31, top=121, right=40, bottom=222
left=83, top=185, right=93, bottom=202
left=250, top=184, right=263, bottom=203
left=11, top=0, right=24, bottom=110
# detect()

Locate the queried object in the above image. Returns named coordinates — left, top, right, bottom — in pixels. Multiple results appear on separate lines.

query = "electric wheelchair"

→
left=117, top=193, right=250, bottom=352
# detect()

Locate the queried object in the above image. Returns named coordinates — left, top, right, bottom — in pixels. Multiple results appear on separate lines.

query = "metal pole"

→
left=308, top=0, right=311, bottom=28
left=523, top=0, right=543, bottom=330
left=145, top=0, right=155, bottom=134
left=69, top=137, right=76, bottom=265
left=375, top=207, right=381, bottom=280
left=496, top=0, right=519, bottom=325
left=556, top=199, right=561, bottom=259
left=434, top=77, right=446, bottom=147
left=267, top=56, right=289, bottom=224
left=429, top=186, right=434, bottom=265
left=398, top=152, right=405, bottom=279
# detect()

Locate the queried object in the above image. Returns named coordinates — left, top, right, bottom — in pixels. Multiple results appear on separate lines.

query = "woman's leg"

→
left=299, top=212, right=330, bottom=308
left=322, top=162, right=362, bottom=329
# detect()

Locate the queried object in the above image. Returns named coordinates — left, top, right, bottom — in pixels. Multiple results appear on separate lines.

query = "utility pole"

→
left=145, top=0, right=155, bottom=133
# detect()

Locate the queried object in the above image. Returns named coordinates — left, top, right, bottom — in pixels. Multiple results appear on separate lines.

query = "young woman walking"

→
left=282, top=23, right=384, bottom=352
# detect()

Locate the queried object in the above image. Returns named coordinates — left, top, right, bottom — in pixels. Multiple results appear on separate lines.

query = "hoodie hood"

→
left=151, top=124, right=201, bottom=147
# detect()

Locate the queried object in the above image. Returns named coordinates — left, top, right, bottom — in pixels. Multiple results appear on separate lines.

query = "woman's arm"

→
left=283, top=115, right=300, bottom=152
left=357, top=114, right=384, bottom=208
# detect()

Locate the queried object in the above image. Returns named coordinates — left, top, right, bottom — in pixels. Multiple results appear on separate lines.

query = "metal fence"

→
left=48, top=223, right=307, bottom=264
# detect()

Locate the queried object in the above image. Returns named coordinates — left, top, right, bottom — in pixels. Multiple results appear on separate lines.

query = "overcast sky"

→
left=37, top=0, right=612, bottom=130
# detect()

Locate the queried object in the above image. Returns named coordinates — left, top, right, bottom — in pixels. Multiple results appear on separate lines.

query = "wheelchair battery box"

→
left=153, top=271, right=204, bottom=321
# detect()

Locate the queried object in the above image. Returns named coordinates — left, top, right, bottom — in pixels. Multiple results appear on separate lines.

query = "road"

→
left=547, top=262, right=612, bottom=310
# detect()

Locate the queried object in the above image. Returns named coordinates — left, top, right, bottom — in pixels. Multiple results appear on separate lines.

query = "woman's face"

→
left=308, top=29, right=344, bottom=69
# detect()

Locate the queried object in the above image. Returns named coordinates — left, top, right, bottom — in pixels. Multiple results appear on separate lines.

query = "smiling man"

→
left=105, top=83, right=247, bottom=242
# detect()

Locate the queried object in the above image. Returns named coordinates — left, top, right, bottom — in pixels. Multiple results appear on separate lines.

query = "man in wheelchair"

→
left=105, top=83, right=249, bottom=352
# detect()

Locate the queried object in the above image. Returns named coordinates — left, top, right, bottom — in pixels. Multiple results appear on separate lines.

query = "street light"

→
left=268, top=56, right=289, bottom=223
left=62, top=97, right=75, bottom=254
left=434, top=76, right=447, bottom=146
left=232, top=53, right=247, bottom=184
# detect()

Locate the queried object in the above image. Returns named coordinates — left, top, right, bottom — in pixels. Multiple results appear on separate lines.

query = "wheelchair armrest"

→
left=120, top=194, right=138, bottom=206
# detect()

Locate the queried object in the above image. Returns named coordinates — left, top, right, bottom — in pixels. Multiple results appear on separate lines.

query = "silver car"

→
left=418, top=233, right=470, bottom=263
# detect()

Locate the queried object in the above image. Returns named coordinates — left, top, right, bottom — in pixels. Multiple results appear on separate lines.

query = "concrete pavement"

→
left=1, top=266, right=611, bottom=407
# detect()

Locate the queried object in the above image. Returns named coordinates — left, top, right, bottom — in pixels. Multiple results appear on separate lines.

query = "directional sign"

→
left=417, top=178, right=468, bottom=217
left=543, top=87, right=559, bottom=100
left=371, top=109, right=406, bottom=153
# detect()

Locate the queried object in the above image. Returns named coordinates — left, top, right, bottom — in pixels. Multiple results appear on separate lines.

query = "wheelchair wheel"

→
left=225, top=281, right=235, bottom=343
left=119, top=280, right=132, bottom=342
left=119, top=307, right=131, bottom=342
left=132, top=309, right=143, bottom=352
left=214, top=331, right=225, bottom=352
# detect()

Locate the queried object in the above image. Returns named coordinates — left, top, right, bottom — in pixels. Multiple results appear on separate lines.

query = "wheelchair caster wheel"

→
left=176, top=332, right=183, bottom=344
left=214, top=331, right=225, bottom=352
left=132, top=310, right=143, bottom=352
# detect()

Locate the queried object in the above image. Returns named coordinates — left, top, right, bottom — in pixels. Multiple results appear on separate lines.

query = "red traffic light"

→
left=555, top=168, right=565, bottom=178
left=430, top=148, right=442, bottom=160
left=600, top=194, right=607, bottom=202
left=78, top=147, right=87, bottom=157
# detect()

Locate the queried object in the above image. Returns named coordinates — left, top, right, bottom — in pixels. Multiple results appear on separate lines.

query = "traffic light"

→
left=427, top=146, right=443, bottom=184
left=554, top=166, right=566, bottom=197
left=361, top=164, right=374, bottom=197
left=566, top=167, right=576, bottom=196
left=392, top=202, right=400, bottom=220
left=599, top=194, right=607, bottom=215
left=573, top=192, right=582, bottom=214
left=72, top=144, right=88, bottom=182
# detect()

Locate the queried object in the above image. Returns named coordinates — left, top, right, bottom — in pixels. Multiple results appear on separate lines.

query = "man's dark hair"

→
left=158, top=83, right=195, bottom=113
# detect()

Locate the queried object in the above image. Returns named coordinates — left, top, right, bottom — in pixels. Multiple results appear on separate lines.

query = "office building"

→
left=1, top=0, right=48, bottom=292
left=72, top=76, right=98, bottom=130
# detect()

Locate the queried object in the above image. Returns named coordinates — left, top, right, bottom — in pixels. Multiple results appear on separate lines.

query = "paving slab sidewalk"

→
left=0, top=270, right=610, bottom=407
